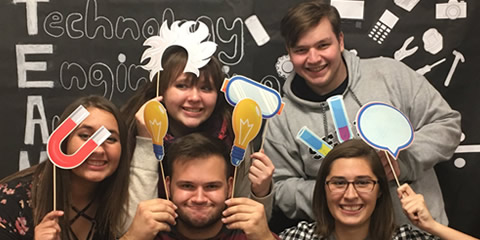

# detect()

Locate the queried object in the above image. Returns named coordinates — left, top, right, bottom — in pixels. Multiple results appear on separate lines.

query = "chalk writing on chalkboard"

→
left=10, top=0, right=283, bottom=175
left=18, top=0, right=276, bottom=101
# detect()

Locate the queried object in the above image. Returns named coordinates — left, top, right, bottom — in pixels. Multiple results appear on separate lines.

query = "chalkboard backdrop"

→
left=1, top=0, right=478, bottom=237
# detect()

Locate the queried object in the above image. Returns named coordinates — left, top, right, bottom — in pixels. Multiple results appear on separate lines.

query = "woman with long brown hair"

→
left=280, top=139, right=477, bottom=240
left=0, top=95, right=130, bottom=240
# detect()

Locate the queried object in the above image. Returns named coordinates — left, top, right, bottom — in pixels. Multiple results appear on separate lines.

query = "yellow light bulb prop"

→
left=231, top=98, right=262, bottom=166
left=144, top=100, right=169, bottom=161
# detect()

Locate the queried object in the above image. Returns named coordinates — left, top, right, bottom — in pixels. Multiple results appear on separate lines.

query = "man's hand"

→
left=378, top=151, right=400, bottom=182
left=122, top=198, right=177, bottom=240
left=34, top=210, right=63, bottom=240
left=249, top=150, right=275, bottom=197
left=135, top=97, right=163, bottom=138
left=222, top=198, right=276, bottom=240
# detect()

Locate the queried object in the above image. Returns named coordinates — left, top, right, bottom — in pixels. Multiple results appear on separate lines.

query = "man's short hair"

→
left=166, top=133, right=232, bottom=179
left=281, top=1, right=342, bottom=48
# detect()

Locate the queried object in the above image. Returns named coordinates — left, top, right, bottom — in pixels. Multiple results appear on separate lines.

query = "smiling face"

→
left=288, top=17, right=346, bottom=95
left=69, top=107, right=121, bottom=183
left=163, top=72, right=218, bottom=132
left=325, top=157, right=379, bottom=231
left=167, top=154, right=232, bottom=231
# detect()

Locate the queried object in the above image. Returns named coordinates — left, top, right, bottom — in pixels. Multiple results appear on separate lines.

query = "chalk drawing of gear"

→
left=275, top=55, right=294, bottom=79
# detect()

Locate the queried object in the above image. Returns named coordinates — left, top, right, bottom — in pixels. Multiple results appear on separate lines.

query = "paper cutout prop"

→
left=141, top=20, right=217, bottom=80
left=222, top=75, right=284, bottom=118
left=356, top=102, right=414, bottom=158
left=144, top=101, right=169, bottom=161
left=297, top=126, right=332, bottom=157
left=47, top=105, right=111, bottom=169
left=327, top=95, right=353, bottom=143
left=231, top=98, right=262, bottom=166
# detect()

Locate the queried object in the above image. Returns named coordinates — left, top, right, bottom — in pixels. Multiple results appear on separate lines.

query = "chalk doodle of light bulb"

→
left=221, top=75, right=284, bottom=118
left=47, top=105, right=111, bottom=169
left=356, top=102, right=414, bottom=159
left=230, top=98, right=263, bottom=166
left=144, top=100, right=169, bottom=161
left=453, top=132, right=480, bottom=169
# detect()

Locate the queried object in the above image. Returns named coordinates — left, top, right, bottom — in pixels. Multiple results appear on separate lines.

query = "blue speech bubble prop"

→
left=221, top=75, right=284, bottom=118
left=356, top=102, right=414, bottom=159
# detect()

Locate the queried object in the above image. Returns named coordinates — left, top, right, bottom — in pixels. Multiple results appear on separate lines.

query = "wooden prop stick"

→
left=384, top=151, right=401, bottom=187
left=155, top=72, right=170, bottom=201
left=159, top=161, right=169, bottom=201
left=259, top=119, right=269, bottom=150
left=231, top=167, right=238, bottom=198
left=156, top=72, right=160, bottom=97
left=53, top=165, right=56, bottom=211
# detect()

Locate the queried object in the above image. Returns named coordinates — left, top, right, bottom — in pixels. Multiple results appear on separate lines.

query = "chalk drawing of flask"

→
left=47, top=105, right=111, bottom=169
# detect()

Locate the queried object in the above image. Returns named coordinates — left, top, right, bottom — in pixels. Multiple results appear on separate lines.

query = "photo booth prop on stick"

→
left=296, top=126, right=333, bottom=158
left=140, top=20, right=217, bottom=199
left=222, top=75, right=284, bottom=118
left=144, top=101, right=169, bottom=161
left=222, top=75, right=284, bottom=196
left=230, top=98, right=262, bottom=196
left=327, top=95, right=353, bottom=143
left=47, top=105, right=111, bottom=210
left=356, top=102, right=414, bottom=187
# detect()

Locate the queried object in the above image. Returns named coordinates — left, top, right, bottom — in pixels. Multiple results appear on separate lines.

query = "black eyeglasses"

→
left=325, top=179, right=378, bottom=193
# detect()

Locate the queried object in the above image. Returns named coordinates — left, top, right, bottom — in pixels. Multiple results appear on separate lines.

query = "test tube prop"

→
left=327, top=95, right=353, bottom=143
left=297, top=126, right=332, bottom=158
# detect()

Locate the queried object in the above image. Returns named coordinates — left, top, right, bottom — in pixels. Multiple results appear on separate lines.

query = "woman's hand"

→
left=397, top=184, right=435, bottom=231
left=34, top=210, right=64, bottom=240
left=398, top=183, right=479, bottom=240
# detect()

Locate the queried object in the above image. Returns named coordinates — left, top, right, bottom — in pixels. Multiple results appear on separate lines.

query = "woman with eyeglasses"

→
left=280, top=139, right=478, bottom=240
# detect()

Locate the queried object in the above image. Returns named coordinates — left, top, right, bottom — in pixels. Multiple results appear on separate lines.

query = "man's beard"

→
left=176, top=203, right=226, bottom=229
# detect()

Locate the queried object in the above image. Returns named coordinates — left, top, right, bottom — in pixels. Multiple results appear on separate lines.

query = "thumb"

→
left=42, top=210, right=64, bottom=222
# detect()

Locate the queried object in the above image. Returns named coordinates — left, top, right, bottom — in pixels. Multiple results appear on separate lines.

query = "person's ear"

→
left=166, top=176, right=171, bottom=198
left=338, top=31, right=345, bottom=52
left=285, top=44, right=293, bottom=55
left=227, top=176, right=234, bottom=199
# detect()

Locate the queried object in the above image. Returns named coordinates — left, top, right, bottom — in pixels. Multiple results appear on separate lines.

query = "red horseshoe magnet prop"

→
left=47, top=105, right=111, bottom=169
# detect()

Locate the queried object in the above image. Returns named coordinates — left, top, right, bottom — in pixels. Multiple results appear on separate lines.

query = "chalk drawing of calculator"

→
left=368, top=10, right=399, bottom=44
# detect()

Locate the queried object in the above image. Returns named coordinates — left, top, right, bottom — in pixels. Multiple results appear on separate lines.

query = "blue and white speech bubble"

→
left=356, top=102, right=414, bottom=159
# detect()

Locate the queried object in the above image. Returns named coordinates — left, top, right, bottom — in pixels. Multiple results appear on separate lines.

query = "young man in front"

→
left=122, top=133, right=278, bottom=240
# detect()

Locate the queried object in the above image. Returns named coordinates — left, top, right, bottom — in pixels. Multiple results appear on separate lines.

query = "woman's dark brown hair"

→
left=121, top=46, right=232, bottom=160
left=312, top=139, right=396, bottom=240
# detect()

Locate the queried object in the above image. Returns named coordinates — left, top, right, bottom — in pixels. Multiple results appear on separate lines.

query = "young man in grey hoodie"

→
left=264, top=1, right=461, bottom=227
